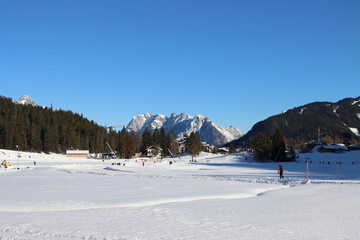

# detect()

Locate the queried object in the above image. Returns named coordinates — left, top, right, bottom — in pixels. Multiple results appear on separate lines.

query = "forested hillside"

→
left=0, top=96, right=118, bottom=154
left=226, top=97, right=360, bottom=149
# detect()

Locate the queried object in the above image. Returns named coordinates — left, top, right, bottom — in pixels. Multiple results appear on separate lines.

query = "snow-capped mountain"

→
left=126, top=113, right=243, bottom=146
left=14, top=95, right=37, bottom=106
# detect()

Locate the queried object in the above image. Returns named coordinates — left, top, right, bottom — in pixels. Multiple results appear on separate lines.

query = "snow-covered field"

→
left=1, top=148, right=360, bottom=240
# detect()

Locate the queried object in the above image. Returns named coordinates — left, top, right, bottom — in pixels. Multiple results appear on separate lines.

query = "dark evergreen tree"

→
left=271, top=128, right=287, bottom=162
left=126, top=133, right=136, bottom=158
left=117, top=129, right=126, bottom=158
left=159, top=127, right=168, bottom=157
left=134, top=130, right=142, bottom=153
left=140, top=128, right=152, bottom=154
left=152, top=127, right=160, bottom=147
left=185, top=131, right=205, bottom=160
left=167, top=129, right=179, bottom=157
left=229, top=145, right=236, bottom=154
left=250, top=132, right=272, bottom=161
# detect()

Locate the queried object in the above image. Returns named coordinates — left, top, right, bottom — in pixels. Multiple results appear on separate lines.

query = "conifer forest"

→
left=0, top=96, right=180, bottom=157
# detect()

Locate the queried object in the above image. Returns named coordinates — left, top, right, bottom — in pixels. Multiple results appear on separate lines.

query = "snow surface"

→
left=299, top=107, right=306, bottom=115
left=1, top=149, right=360, bottom=239
left=351, top=100, right=360, bottom=105
left=349, top=127, right=360, bottom=136
left=333, top=105, right=339, bottom=117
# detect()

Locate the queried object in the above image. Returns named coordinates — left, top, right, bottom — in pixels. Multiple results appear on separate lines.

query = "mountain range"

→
left=14, top=95, right=360, bottom=148
left=226, top=96, right=360, bottom=148
left=126, top=113, right=243, bottom=146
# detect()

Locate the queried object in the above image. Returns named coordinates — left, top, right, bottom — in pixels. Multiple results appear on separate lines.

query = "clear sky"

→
left=1, top=0, right=359, bottom=133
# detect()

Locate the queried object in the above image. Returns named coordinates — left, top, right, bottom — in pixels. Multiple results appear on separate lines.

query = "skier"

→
left=278, top=164, right=284, bottom=179
left=142, top=161, right=144, bottom=167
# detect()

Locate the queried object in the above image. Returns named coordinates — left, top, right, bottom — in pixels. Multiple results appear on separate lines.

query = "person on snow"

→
left=278, top=164, right=284, bottom=179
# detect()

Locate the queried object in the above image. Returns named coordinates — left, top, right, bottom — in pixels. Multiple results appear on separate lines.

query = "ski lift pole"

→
left=337, top=163, right=339, bottom=180
left=16, top=145, right=19, bottom=170
left=168, top=148, right=174, bottom=158
left=306, top=162, right=309, bottom=182
left=273, top=148, right=282, bottom=162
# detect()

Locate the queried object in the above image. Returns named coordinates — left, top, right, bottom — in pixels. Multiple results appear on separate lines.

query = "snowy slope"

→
left=1, top=148, right=360, bottom=239
left=126, top=113, right=243, bottom=146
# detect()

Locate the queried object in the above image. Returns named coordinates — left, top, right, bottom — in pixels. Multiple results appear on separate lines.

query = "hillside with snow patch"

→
left=227, top=96, right=360, bottom=147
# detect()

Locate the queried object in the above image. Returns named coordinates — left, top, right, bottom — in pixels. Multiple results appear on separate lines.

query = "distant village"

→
left=66, top=140, right=232, bottom=159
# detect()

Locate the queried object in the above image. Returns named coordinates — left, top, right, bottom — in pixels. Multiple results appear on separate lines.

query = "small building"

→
left=348, top=145, right=360, bottom=151
left=202, top=142, right=215, bottom=152
left=66, top=150, right=89, bottom=158
left=101, top=153, right=116, bottom=159
left=92, top=153, right=116, bottom=159
left=319, top=145, right=347, bottom=153
left=146, top=146, right=162, bottom=158
left=178, top=140, right=186, bottom=153
left=217, top=147, right=229, bottom=154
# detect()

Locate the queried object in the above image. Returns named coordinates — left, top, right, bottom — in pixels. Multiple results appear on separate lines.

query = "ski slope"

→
left=1, top=148, right=360, bottom=239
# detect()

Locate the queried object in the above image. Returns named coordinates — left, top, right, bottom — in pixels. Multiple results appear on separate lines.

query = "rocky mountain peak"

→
left=125, top=113, right=243, bottom=146
left=14, top=95, right=37, bottom=106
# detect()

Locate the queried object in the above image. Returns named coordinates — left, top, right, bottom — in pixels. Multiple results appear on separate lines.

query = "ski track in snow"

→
left=56, top=164, right=360, bottom=187
left=1, top=189, right=285, bottom=213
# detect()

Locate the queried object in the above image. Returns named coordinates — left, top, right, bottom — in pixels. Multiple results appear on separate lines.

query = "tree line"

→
left=249, top=128, right=293, bottom=162
left=0, top=96, right=205, bottom=159
left=0, top=96, right=121, bottom=154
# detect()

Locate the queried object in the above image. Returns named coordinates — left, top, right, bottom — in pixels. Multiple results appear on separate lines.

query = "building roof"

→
left=66, top=150, right=89, bottom=155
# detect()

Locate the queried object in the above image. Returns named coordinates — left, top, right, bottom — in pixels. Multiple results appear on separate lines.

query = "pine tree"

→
left=41, top=127, right=50, bottom=153
left=159, top=127, right=168, bottom=157
left=152, top=127, right=160, bottom=147
left=141, top=128, right=152, bottom=154
left=167, top=129, right=179, bottom=156
left=250, top=132, right=272, bottom=161
left=229, top=145, right=236, bottom=154
left=126, top=133, right=136, bottom=158
left=117, top=129, right=125, bottom=158
left=186, top=131, right=204, bottom=160
left=271, top=128, right=287, bottom=162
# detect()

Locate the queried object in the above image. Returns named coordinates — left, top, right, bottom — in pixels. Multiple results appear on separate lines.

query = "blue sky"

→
left=1, top=0, right=359, bottom=133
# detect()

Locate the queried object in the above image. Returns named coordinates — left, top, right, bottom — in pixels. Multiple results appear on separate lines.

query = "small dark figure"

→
left=278, top=164, right=284, bottom=179
left=34, top=161, right=36, bottom=166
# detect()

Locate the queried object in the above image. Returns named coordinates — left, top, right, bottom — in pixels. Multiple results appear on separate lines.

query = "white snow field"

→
left=1, top=148, right=360, bottom=239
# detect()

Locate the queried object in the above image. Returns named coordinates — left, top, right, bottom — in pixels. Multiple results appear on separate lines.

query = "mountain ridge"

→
left=126, top=113, right=243, bottom=146
left=225, top=96, right=360, bottom=148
